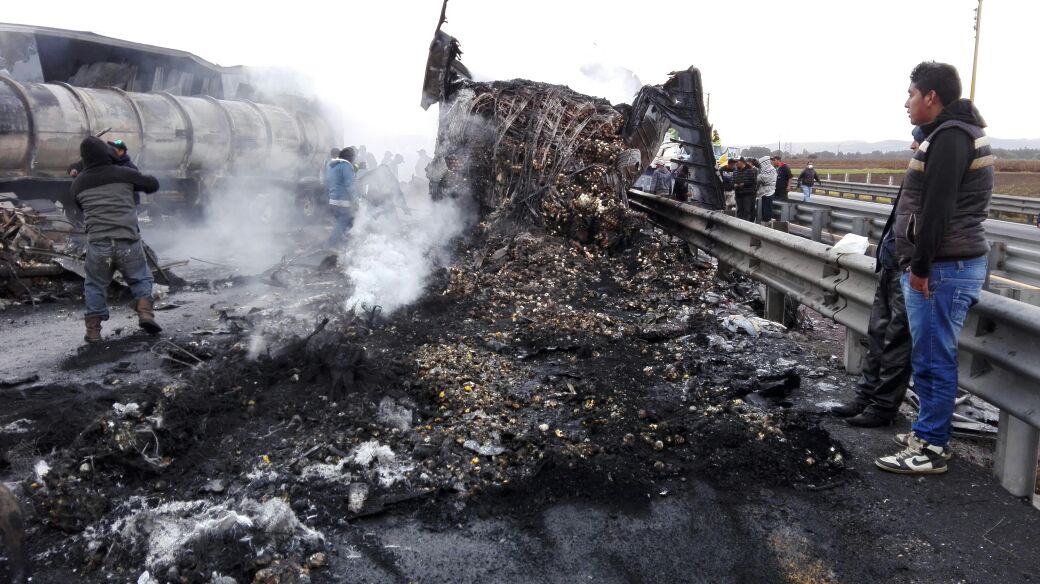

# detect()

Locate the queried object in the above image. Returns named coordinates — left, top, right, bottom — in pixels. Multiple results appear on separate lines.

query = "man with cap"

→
left=650, top=162, right=674, bottom=196
left=72, top=136, right=162, bottom=343
left=107, top=139, right=145, bottom=205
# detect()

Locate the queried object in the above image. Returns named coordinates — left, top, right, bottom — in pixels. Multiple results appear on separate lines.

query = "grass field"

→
left=785, top=158, right=1040, bottom=196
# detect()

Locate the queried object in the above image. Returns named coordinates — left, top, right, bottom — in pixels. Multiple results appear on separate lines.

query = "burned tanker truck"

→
left=420, top=3, right=722, bottom=247
left=0, top=24, right=338, bottom=221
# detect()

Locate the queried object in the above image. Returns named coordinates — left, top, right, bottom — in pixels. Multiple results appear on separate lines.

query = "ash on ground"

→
left=2, top=206, right=849, bottom=582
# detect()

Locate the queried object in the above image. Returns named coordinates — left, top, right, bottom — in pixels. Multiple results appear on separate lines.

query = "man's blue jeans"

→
left=84, top=238, right=154, bottom=320
left=901, top=256, right=987, bottom=446
left=801, top=185, right=812, bottom=201
left=327, top=204, right=355, bottom=248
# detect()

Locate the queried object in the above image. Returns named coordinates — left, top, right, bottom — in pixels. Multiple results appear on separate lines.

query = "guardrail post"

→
left=843, top=329, right=867, bottom=375
left=826, top=173, right=832, bottom=180
left=865, top=172, right=872, bottom=184
left=986, top=242, right=1007, bottom=279
left=843, top=172, right=849, bottom=182
left=888, top=176, right=894, bottom=186
left=763, top=222, right=790, bottom=323
left=810, top=209, right=830, bottom=243
left=776, top=201, right=795, bottom=223
left=852, top=216, right=870, bottom=237
left=993, top=410, right=1040, bottom=498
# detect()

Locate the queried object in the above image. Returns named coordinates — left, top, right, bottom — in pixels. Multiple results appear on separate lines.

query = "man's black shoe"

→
left=830, top=402, right=866, bottom=418
left=846, top=410, right=894, bottom=428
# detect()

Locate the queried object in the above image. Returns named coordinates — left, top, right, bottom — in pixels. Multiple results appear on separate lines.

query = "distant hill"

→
left=752, top=138, right=1040, bottom=155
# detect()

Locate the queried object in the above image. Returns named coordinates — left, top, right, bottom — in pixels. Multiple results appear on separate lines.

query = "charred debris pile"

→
left=0, top=196, right=69, bottom=299
left=427, top=80, right=634, bottom=248
left=421, top=7, right=723, bottom=246
left=9, top=220, right=848, bottom=582
left=6, top=208, right=848, bottom=581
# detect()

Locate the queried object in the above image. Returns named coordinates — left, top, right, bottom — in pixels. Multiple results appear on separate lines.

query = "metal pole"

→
left=971, top=0, right=983, bottom=102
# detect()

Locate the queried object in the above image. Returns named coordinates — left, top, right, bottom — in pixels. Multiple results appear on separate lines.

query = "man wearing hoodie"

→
left=875, top=62, right=993, bottom=475
left=72, top=137, right=161, bottom=343
left=755, top=156, right=777, bottom=222
left=326, top=146, right=360, bottom=247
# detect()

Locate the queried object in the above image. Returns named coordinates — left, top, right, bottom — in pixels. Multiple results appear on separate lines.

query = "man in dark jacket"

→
left=718, top=159, right=737, bottom=211
left=875, top=62, right=992, bottom=475
left=797, top=162, right=821, bottom=201
left=108, top=139, right=147, bottom=205
left=771, top=156, right=792, bottom=199
left=831, top=132, right=918, bottom=428
left=108, top=139, right=138, bottom=171
left=72, top=137, right=161, bottom=343
left=732, top=158, right=758, bottom=222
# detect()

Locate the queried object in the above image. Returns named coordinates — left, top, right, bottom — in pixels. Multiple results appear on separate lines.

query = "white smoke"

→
left=340, top=198, right=471, bottom=315
left=142, top=184, right=302, bottom=279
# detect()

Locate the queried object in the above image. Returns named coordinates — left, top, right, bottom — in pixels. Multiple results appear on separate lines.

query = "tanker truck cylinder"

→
left=0, top=76, right=332, bottom=182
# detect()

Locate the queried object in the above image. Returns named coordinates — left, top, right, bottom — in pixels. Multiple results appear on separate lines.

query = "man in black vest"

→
left=875, top=62, right=993, bottom=475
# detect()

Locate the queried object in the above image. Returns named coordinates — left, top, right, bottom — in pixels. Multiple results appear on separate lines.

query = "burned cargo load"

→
left=421, top=12, right=722, bottom=246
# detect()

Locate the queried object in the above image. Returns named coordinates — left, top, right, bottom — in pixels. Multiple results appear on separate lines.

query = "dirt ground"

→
left=786, top=159, right=1040, bottom=197
left=1, top=213, right=1039, bottom=584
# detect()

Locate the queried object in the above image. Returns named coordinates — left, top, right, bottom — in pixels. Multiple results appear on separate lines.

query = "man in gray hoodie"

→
left=72, top=137, right=161, bottom=343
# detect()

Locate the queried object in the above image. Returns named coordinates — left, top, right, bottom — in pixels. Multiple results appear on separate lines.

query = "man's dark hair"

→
left=770, top=155, right=782, bottom=161
left=339, top=147, right=357, bottom=162
left=910, top=61, right=962, bottom=106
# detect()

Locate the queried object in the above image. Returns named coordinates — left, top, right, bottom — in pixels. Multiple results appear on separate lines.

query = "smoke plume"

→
left=339, top=198, right=472, bottom=315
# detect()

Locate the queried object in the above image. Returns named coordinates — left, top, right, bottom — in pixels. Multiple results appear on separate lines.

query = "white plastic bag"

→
left=831, top=233, right=870, bottom=255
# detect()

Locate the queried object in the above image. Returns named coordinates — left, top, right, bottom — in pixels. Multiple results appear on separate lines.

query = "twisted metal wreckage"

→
left=421, top=1, right=722, bottom=246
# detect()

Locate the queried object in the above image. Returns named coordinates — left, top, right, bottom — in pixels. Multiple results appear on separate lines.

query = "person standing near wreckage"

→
left=72, top=137, right=162, bottom=343
left=875, top=62, right=993, bottom=475
left=650, top=162, right=674, bottom=196
left=830, top=129, right=922, bottom=429
left=326, top=147, right=360, bottom=248
left=732, top=158, right=758, bottom=222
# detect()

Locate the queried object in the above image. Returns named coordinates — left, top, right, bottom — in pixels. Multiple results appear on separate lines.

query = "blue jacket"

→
left=326, top=159, right=359, bottom=203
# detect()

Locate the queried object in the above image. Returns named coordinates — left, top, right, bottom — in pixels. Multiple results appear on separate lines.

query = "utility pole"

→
left=970, top=0, right=983, bottom=101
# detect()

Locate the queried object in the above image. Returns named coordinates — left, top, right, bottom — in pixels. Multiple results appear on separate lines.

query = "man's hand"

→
left=909, top=272, right=930, bottom=299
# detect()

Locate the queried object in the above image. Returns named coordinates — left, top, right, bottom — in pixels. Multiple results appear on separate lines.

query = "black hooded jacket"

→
left=72, top=137, right=159, bottom=242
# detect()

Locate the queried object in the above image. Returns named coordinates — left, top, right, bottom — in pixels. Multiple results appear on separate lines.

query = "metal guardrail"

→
left=813, top=180, right=1040, bottom=223
left=629, top=189, right=1040, bottom=500
left=772, top=197, right=1040, bottom=289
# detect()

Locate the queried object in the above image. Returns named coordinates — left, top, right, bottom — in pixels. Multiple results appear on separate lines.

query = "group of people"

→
left=67, top=137, right=162, bottom=343
left=830, top=61, right=993, bottom=475
left=716, top=155, right=822, bottom=223
left=323, top=145, right=434, bottom=248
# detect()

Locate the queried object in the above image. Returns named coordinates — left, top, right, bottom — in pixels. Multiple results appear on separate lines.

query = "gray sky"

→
left=5, top=0, right=1036, bottom=151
